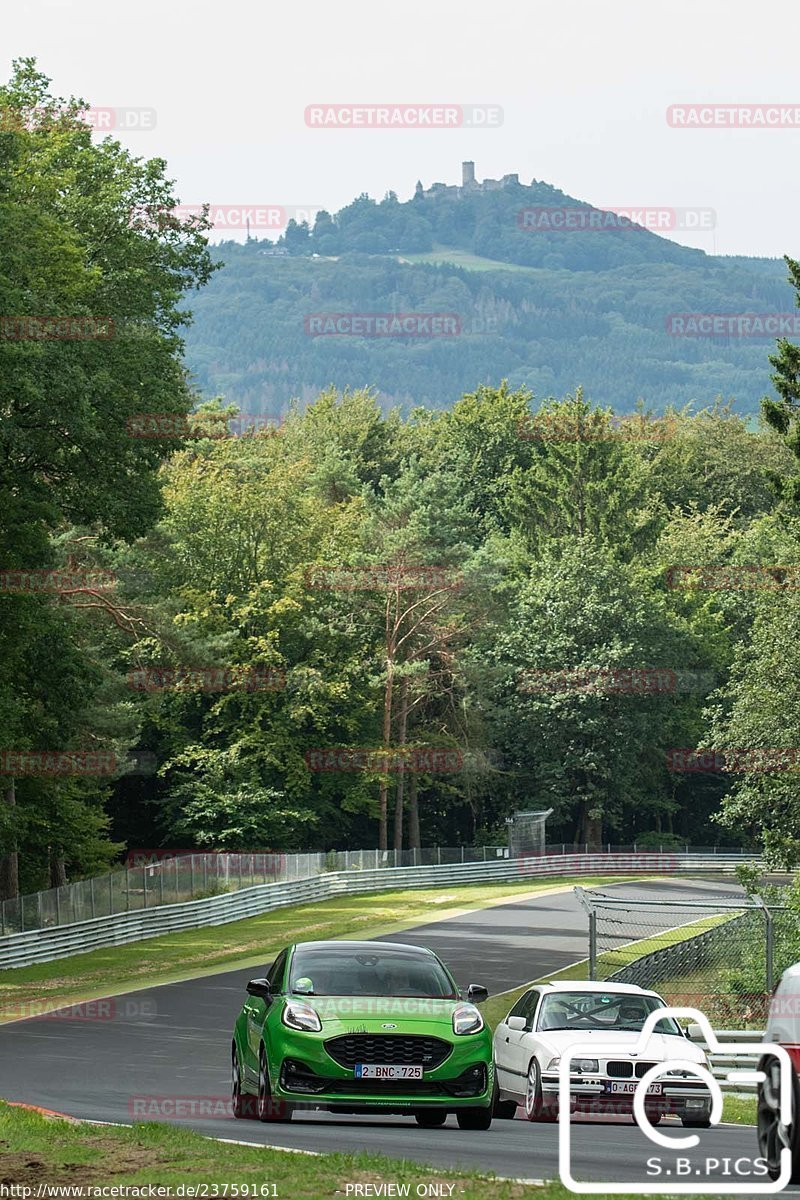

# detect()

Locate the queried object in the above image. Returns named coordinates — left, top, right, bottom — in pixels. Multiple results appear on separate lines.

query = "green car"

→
left=231, top=939, right=493, bottom=1129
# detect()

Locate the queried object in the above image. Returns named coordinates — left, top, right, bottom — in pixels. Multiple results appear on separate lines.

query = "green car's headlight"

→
left=282, top=999, right=322, bottom=1032
left=452, top=1002, right=484, bottom=1036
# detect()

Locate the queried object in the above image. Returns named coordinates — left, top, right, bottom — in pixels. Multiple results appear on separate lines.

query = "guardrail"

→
left=688, top=1028, right=765, bottom=1095
left=0, top=850, right=757, bottom=971
left=1, top=843, right=753, bottom=938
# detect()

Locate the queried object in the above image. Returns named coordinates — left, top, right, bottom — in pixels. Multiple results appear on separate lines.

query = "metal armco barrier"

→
left=0, top=851, right=758, bottom=971
left=690, top=1028, right=765, bottom=1095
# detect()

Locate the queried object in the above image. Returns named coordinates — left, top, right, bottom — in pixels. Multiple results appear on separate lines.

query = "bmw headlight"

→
left=282, top=999, right=322, bottom=1032
left=573, top=1058, right=599, bottom=1073
left=453, top=1002, right=484, bottom=1035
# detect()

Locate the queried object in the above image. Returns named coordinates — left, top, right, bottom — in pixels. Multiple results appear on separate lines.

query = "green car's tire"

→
left=456, top=1107, right=492, bottom=1130
left=258, top=1046, right=294, bottom=1123
left=492, top=1077, right=518, bottom=1120
left=231, top=1045, right=256, bottom=1119
left=414, top=1110, right=447, bottom=1128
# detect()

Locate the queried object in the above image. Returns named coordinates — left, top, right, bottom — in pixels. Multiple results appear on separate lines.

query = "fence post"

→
left=589, top=909, right=597, bottom=977
left=437, top=846, right=441, bottom=865
left=109, top=872, right=113, bottom=916
left=143, top=868, right=148, bottom=909
left=125, top=867, right=130, bottom=912
left=56, top=887, right=61, bottom=926
left=90, top=877, right=95, bottom=919
left=765, top=907, right=775, bottom=994
left=461, top=846, right=465, bottom=863
left=574, top=887, right=596, bottom=978
left=159, top=867, right=164, bottom=905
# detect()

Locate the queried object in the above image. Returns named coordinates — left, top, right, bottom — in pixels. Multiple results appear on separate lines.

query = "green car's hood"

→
left=301, top=995, right=461, bottom=1030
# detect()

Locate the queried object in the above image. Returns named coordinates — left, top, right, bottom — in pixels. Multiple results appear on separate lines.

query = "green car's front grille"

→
left=324, top=1034, right=452, bottom=1071
left=281, top=1059, right=487, bottom=1099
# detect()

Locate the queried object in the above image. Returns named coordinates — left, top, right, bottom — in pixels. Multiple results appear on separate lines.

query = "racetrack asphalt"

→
left=0, top=876, right=778, bottom=1189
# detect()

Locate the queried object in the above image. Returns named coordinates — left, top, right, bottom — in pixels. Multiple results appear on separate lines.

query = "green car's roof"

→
left=289, top=940, right=439, bottom=956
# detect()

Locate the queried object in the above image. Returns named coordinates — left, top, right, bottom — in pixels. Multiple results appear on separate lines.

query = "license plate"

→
left=606, top=1081, right=662, bottom=1095
left=354, top=1063, right=423, bottom=1080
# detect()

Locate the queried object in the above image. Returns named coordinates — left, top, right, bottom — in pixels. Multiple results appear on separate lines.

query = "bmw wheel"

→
left=524, top=1059, right=557, bottom=1123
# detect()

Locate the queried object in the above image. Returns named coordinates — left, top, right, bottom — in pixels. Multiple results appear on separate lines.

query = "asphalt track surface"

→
left=0, top=876, right=779, bottom=1191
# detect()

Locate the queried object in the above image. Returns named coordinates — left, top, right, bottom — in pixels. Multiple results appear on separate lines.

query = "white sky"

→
left=4, top=0, right=799, bottom=257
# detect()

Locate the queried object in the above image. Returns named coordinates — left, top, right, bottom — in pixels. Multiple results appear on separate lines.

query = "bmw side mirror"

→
left=466, top=984, right=489, bottom=1004
left=246, top=977, right=272, bottom=999
left=506, top=1015, right=527, bottom=1031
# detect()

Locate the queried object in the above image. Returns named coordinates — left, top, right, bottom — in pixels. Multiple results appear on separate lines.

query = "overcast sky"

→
left=4, top=0, right=798, bottom=257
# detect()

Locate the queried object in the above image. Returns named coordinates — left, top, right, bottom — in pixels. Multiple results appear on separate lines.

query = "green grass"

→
left=0, top=1101, right=587, bottom=1195
left=0, top=875, right=632, bottom=1019
left=723, top=1095, right=757, bottom=1125
left=398, top=247, right=538, bottom=273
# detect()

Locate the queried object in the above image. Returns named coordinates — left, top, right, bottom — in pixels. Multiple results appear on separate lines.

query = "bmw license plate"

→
left=606, top=1081, right=662, bottom=1094
left=354, top=1064, right=423, bottom=1080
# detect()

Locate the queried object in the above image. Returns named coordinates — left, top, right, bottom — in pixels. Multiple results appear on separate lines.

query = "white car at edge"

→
left=492, top=979, right=713, bottom=1125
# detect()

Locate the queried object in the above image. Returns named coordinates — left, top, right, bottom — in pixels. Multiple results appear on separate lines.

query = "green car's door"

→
left=245, top=949, right=287, bottom=1083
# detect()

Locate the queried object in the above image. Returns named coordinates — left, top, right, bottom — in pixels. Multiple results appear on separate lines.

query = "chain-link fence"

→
left=0, top=842, right=752, bottom=938
left=0, top=852, right=323, bottom=936
left=575, top=888, right=786, bottom=1026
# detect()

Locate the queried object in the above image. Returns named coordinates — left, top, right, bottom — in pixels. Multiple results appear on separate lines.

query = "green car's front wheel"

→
left=258, top=1045, right=294, bottom=1123
left=414, top=1110, right=447, bottom=1128
left=231, top=1045, right=254, bottom=1119
left=456, top=1107, right=492, bottom=1130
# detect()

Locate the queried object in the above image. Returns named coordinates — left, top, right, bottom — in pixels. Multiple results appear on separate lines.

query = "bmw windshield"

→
left=288, top=947, right=458, bottom=998
left=537, top=991, right=681, bottom=1034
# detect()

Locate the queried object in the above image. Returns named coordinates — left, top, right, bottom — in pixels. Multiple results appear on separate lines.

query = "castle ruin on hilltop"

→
left=416, top=161, right=530, bottom=199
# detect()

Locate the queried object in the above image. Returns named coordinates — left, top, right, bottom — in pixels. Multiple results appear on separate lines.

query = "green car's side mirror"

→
left=246, top=977, right=272, bottom=999
left=466, top=984, right=489, bottom=1004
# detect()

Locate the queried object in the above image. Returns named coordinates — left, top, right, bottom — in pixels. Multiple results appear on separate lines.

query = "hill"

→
left=182, top=170, right=793, bottom=414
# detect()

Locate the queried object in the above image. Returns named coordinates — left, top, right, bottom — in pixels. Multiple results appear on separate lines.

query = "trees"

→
left=762, top=256, right=800, bottom=508
left=707, top=578, right=800, bottom=867
left=0, top=59, right=212, bottom=893
left=480, top=540, right=696, bottom=845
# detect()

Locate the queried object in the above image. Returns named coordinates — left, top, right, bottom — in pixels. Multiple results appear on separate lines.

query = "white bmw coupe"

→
left=493, top=980, right=712, bottom=1125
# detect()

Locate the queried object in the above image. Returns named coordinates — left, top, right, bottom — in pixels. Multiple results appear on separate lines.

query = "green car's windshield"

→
left=537, top=991, right=680, bottom=1035
left=288, top=947, right=458, bottom=998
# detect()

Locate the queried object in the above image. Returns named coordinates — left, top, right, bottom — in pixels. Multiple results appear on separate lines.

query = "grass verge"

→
left=0, top=875, right=632, bottom=1019
left=0, top=1101, right=581, bottom=1196
left=723, top=1095, right=757, bottom=1125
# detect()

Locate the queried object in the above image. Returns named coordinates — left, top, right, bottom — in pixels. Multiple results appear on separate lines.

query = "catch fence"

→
left=575, top=887, right=785, bottom=1025
left=1, top=843, right=747, bottom=937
